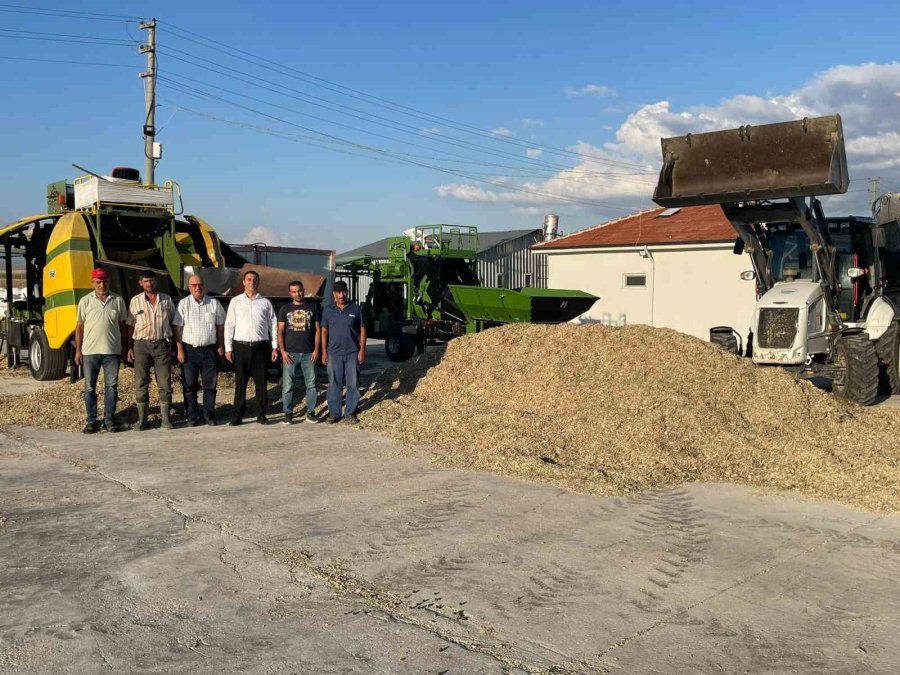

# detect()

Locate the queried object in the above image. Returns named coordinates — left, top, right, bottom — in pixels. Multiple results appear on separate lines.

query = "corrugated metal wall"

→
left=477, top=231, right=547, bottom=288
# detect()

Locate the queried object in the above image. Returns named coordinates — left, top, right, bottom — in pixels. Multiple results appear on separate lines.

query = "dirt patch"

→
left=363, top=324, right=900, bottom=513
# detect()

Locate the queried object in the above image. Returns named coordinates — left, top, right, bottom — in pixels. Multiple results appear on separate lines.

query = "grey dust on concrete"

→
left=1, top=416, right=898, bottom=674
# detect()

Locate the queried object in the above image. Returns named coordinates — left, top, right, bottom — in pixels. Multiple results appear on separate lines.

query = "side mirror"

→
left=847, top=267, right=866, bottom=279
left=740, top=270, right=756, bottom=281
left=733, top=237, right=745, bottom=255
left=872, top=226, right=886, bottom=248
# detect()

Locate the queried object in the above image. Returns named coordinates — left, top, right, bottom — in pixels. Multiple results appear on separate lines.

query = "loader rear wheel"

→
left=28, top=327, right=68, bottom=381
left=833, top=334, right=879, bottom=405
left=385, top=328, right=414, bottom=362
left=875, top=320, right=900, bottom=396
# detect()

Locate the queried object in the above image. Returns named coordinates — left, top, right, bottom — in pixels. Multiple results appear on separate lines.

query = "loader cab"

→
left=767, top=218, right=875, bottom=321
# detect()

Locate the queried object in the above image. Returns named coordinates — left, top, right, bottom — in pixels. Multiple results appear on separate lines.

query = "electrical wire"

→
left=160, top=20, right=649, bottom=173
left=0, top=55, right=133, bottom=68
left=157, top=46, right=654, bottom=185
left=156, top=81, right=639, bottom=212
left=0, top=3, right=141, bottom=21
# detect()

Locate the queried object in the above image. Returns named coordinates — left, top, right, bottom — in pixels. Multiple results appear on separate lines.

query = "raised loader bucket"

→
left=447, top=285, right=598, bottom=324
left=653, top=114, right=849, bottom=207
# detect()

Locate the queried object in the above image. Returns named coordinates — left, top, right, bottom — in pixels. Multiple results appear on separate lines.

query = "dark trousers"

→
left=134, top=339, right=172, bottom=404
left=326, top=352, right=360, bottom=418
left=182, top=344, right=219, bottom=421
left=232, top=341, right=269, bottom=420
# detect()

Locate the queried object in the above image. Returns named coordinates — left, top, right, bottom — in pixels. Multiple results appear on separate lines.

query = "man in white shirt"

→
left=223, top=270, right=278, bottom=425
left=174, top=274, right=226, bottom=426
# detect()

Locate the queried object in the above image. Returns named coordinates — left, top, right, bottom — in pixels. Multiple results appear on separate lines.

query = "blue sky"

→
left=1, top=0, right=899, bottom=252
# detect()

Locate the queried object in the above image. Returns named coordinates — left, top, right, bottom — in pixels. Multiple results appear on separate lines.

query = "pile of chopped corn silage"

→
left=362, top=323, right=900, bottom=513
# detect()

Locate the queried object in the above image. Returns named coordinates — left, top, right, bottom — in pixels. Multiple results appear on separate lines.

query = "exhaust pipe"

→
left=543, top=214, right=559, bottom=241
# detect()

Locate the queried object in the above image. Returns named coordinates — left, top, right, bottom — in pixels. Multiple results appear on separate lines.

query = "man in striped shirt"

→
left=174, top=274, right=226, bottom=426
left=127, top=269, right=177, bottom=430
left=224, top=270, right=279, bottom=425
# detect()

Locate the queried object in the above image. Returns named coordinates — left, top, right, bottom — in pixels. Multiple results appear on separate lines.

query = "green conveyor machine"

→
left=338, top=225, right=598, bottom=361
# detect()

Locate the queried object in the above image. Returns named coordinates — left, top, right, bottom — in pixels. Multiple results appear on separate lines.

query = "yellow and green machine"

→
left=1, top=170, right=325, bottom=380
left=338, top=225, right=598, bottom=361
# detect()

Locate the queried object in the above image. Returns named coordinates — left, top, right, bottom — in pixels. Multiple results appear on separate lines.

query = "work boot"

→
left=161, top=404, right=173, bottom=430
left=135, top=404, right=149, bottom=431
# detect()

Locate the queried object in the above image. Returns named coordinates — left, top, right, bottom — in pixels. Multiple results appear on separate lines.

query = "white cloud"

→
left=526, top=148, right=543, bottom=159
left=565, top=84, right=618, bottom=98
left=238, top=225, right=291, bottom=245
left=491, top=127, right=514, bottom=137
left=437, top=62, right=900, bottom=217
left=420, top=127, right=441, bottom=134
left=521, top=117, right=544, bottom=128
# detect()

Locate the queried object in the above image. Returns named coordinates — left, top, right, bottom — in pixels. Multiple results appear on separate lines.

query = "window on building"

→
left=496, top=272, right=506, bottom=288
left=523, top=273, right=533, bottom=288
left=624, top=273, right=647, bottom=288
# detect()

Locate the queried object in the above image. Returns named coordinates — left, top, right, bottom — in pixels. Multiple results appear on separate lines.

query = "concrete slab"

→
left=1, top=422, right=897, bottom=674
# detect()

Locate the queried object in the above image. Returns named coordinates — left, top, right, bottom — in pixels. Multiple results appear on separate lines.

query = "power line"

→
left=156, top=81, right=639, bottom=212
left=155, top=46, right=655, bottom=185
left=0, top=55, right=133, bottom=68
left=159, top=20, right=649, bottom=173
left=158, top=67, right=654, bottom=187
left=0, top=3, right=140, bottom=21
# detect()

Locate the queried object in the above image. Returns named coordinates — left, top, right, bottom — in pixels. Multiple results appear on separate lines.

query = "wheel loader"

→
left=0, top=168, right=327, bottom=381
left=653, top=114, right=900, bottom=405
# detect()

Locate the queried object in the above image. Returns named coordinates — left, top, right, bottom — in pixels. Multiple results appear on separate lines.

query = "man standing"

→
left=224, top=270, right=278, bottom=425
left=75, top=267, right=129, bottom=434
left=174, top=274, right=226, bottom=426
left=278, top=280, right=321, bottom=424
left=127, top=269, right=177, bottom=430
left=321, top=280, right=366, bottom=424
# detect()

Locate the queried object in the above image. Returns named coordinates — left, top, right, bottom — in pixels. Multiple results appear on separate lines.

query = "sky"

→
left=1, top=0, right=899, bottom=253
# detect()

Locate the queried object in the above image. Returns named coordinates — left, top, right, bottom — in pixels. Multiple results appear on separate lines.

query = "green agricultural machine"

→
left=338, top=225, right=598, bottom=360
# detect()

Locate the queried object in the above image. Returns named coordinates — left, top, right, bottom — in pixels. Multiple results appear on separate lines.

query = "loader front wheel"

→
left=833, top=334, right=879, bottom=405
left=28, top=328, right=68, bottom=381
left=875, top=320, right=900, bottom=396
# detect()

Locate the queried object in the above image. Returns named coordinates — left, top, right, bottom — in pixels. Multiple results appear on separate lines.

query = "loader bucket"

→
left=653, top=114, right=849, bottom=207
left=447, top=285, right=598, bottom=324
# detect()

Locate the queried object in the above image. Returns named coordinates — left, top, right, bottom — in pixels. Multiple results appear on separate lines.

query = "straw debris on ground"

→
left=363, top=324, right=900, bottom=513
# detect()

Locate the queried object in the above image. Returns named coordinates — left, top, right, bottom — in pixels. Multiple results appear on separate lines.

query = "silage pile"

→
left=0, top=370, right=250, bottom=432
left=363, top=324, right=900, bottom=512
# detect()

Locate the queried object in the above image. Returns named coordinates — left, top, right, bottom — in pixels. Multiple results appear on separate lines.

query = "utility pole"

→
left=139, top=19, right=157, bottom=185
left=868, top=176, right=881, bottom=209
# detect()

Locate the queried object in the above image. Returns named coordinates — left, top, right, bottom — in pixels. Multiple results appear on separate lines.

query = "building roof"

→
left=532, top=205, right=735, bottom=250
left=339, top=228, right=541, bottom=260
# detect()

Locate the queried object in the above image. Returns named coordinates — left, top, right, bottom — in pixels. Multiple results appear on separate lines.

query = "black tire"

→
left=28, top=327, right=68, bottom=381
left=875, top=320, right=900, bottom=396
left=385, top=327, right=414, bottom=362
left=710, top=327, right=740, bottom=355
left=833, top=334, right=879, bottom=405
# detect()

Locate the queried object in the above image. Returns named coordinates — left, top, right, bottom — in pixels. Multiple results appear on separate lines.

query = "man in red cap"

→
left=75, top=267, right=129, bottom=433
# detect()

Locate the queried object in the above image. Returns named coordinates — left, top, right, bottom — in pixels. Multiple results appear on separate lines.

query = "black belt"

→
left=135, top=338, right=170, bottom=343
left=186, top=343, right=216, bottom=349
left=234, top=340, right=268, bottom=346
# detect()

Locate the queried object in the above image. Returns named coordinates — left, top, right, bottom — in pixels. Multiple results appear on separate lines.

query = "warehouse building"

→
left=339, top=228, right=546, bottom=301
left=532, top=205, right=757, bottom=341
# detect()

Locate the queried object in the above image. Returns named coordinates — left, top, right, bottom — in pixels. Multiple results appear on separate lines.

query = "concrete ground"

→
left=1, top=343, right=899, bottom=673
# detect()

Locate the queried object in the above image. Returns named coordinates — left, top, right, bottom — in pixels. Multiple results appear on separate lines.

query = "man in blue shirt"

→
left=321, top=280, right=366, bottom=423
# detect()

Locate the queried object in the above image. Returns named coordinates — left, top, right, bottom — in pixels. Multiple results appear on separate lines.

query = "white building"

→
left=532, top=205, right=757, bottom=342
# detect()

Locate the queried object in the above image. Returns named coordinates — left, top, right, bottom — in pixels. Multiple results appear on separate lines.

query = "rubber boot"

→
left=160, top=403, right=173, bottom=430
left=136, top=403, right=149, bottom=431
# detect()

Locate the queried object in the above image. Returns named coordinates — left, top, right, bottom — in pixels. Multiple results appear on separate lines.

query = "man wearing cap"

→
left=75, top=267, right=129, bottom=434
left=127, top=269, right=177, bottom=430
left=224, top=270, right=279, bottom=425
left=174, top=274, right=226, bottom=426
left=321, top=280, right=366, bottom=424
